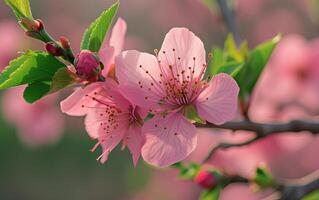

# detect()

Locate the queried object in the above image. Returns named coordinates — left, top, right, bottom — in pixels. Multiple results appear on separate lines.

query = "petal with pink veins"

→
left=158, top=27, right=206, bottom=78
left=116, top=50, right=164, bottom=109
left=142, top=112, right=197, bottom=167
left=195, top=73, right=239, bottom=125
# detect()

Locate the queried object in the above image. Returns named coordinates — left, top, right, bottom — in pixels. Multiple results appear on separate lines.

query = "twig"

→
left=279, top=178, right=319, bottom=200
left=217, top=0, right=241, bottom=46
left=198, top=119, right=319, bottom=163
left=196, top=120, right=319, bottom=136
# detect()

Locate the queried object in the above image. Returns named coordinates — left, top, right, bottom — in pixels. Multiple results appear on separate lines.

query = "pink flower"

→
left=60, top=18, right=144, bottom=165
left=75, top=50, right=102, bottom=81
left=60, top=79, right=145, bottom=165
left=116, top=28, right=239, bottom=167
left=2, top=87, right=64, bottom=147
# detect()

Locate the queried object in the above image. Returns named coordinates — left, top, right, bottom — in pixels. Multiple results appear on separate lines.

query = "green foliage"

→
left=173, top=162, right=201, bottom=180
left=0, top=51, right=65, bottom=89
left=80, top=1, right=119, bottom=52
left=206, top=34, right=281, bottom=99
left=303, top=189, right=319, bottom=200
left=23, top=82, right=50, bottom=103
left=253, top=166, right=275, bottom=188
left=50, top=68, right=75, bottom=93
left=199, top=186, right=222, bottom=200
left=184, top=105, right=206, bottom=124
left=4, top=0, right=33, bottom=21
left=0, top=51, right=75, bottom=103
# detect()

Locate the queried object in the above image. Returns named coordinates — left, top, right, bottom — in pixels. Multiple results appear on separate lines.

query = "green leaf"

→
left=4, top=0, right=33, bottom=26
left=224, top=34, right=245, bottom=62
left=23, top=82, right=50, bottom=103
left=253, top=166, right=275, bottom=188
left=199, top=186, right=222, bottom=200
left=80, top=1, right=119, bottom=52
left=303, top=189, right=319, bottom=200
left=184, top=105, right=206, bottom=124
left=0, top=51, right=66, bottom=90
left=179, top=163, right=200, bottom=180
left=235, top=34, right=281, bottom=98
left=22, top=68, right=75, bottom=103
left=49, top=68, right=75, bottom=93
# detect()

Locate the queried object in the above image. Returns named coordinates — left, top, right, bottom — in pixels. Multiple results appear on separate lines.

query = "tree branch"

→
left=198, top=119, right=319, bottom=163
left=196, top=120, right=319, bottom=136
left=279, top=178, right=319, bottom=200
left=217, top=0, right=241, bottom=45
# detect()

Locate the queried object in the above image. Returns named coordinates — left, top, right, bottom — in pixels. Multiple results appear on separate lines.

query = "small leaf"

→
left=49, top=68, right=75, bottom=93
left=302, top=189, right=319, bottom=200
left=4, top=0, right=33, bottom=29
left=179, top=163, right=201, bottom=180
left=224, top=34, right=245, bottom=62
left=253, top=166, right=275, bottom=188
left=0, top=51, right=66, bottom=90
left=235, top=34, right=281, bottom=98
left=23, top=82, right=50, bottom=103
left=199, top=186, right=222, bottom=200
left=184, top=105, right=206, bottom=124
left=80, top=2, right=119, bottom=52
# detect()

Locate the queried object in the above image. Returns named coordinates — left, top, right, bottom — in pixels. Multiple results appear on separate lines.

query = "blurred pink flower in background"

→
left=0, top=20, right=25, bottom=69
left=2, top=87, right=64, bottom=147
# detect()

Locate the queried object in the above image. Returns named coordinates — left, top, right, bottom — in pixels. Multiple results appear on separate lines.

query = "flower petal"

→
left=142, top=112, right=197, bottom=167
left=98, top=125, right=127, bottom=163
left=116, top=50, right=164, bottom=109
left=195, top=73, right=239, bottom=125
left=109, top=17, right=127, bottom=57
left=159, top=27, right=206, bottom=78
left=125, top=124, right=144, bottom=166
left=60, top=82, right=104, bottom=116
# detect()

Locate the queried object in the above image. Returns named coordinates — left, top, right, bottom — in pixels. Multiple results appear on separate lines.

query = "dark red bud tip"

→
left=60, top=36, right=71, bottom=50
left=75, top=50, right=102, bottom=81
left=45, top=42, right=63, bottom=56
left=194, top=170, right=218, bottom=189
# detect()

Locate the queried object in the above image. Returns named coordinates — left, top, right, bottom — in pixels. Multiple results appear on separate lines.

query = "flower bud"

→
left=75, top=50, right=102, bottom=81
left=59, top=36, right=71, bottom=50
left=45, top=42, right=63, bottom=56
left=20, top=18, right=43, bottom=32
left=194, top=170, right=218, bottom=189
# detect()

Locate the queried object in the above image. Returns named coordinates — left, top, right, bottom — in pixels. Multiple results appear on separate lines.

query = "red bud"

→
left=194, top=170, right=218, bottom=189
left=45, top=42, right=63, bottom=56
left=60, top=36, right=71, bottom=50
left=75, top=50, right=102, bottom=81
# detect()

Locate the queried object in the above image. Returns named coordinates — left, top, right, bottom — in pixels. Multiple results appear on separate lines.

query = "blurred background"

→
left=0, top=0, right=319, bottom=199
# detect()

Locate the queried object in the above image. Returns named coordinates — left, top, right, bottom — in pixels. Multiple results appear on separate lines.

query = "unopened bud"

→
left=75, top=50, right=102, bottom=82
left=45, top=42, right=63, bottom=56
left=25, top=31, right=42, bottom=40
left=194, top=170, right=218, bottom=189
left=20, top=18, right=43, bottom=32
left=60, top=36, right=71, bottom=50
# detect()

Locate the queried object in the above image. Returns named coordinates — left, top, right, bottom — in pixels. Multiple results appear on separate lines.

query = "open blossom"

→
left=60, top=79, right=144, bottom=165
left=116, top=28, right=239, bottom=167
left=60, top=18, right=145, bottom=165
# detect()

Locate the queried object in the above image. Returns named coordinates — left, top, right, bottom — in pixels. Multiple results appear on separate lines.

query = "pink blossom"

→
left=116, top=28, right=239, bottom=167
left=2, top=87, right=64, bottom=147
left=60, top=79, right=145, bottom=165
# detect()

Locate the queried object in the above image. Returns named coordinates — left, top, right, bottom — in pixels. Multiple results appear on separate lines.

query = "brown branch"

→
left=198, top=119, right=319, bottom=163
left=196, top=120, right=319, bottom=136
